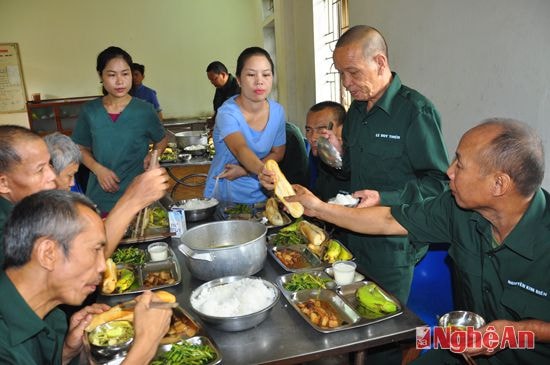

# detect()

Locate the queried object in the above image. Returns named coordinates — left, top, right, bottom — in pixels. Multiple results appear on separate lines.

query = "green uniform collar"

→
left=0, top=273, right=44, bottom=345
left=349, top=72, right=402, bottom=117
left=468, top=189, right=547, bottom=260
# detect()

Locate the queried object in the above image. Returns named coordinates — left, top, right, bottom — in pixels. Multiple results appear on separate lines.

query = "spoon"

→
left=317, top=123, right=342, bottom=169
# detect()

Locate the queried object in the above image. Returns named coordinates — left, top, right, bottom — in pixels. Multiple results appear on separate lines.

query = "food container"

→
left=175, top=131, right=205, bottom=149
left=88, top=320, right=134, bottom=358
left=332, top=260, right=357, bottom=285
left=173, top=198, right=219, bottom=222
left=178, top=221, right=267, bottom=281
left=183, top=144, right=207, bottom=156
left=154, top=336, right=222, bottom=364
left=148, top=242, right=169, bottom=261
left=190, top=276, right=279, bottom=332
left=438, top=311, right=486, bottom=329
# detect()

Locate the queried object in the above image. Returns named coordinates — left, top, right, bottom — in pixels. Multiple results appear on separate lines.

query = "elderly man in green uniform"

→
left=328, top=25, right=450, bottom=304
left=0, top=190, right=172, bottom=364
left=288, top=118, right=550, bottom=364
left=0, top=125, right=170, bottom=267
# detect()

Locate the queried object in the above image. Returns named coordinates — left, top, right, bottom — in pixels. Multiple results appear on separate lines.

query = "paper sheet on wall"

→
left=0, top=43, right=27, bottom=113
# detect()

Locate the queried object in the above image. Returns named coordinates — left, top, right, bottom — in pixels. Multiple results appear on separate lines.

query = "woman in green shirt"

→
left=72, top=46, right=167, bottom=214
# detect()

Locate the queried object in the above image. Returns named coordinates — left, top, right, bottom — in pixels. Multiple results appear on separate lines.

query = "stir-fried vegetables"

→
left=150, top=341, right=217, bottom=365
left=225, top=204, right=252, bottom=215
left=111, top=247, right=146, bottom=265
left=88, top=320, right=134, bottom=347
left=283, top=272, right=331, bottom=291
left=271, top=218, right=307, bottom=246
left=148, top=207, right=169, bottom=228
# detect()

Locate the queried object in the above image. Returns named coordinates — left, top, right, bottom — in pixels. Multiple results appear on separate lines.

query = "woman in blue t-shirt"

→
left=204, top=47, right=286, bottom=204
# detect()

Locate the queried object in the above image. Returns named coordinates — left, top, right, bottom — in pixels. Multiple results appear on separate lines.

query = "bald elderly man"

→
left=288, top=119, right=550, bottom=364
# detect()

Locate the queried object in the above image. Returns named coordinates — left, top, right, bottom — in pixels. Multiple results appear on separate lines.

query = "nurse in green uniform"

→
left=289, top=119, right=550, bottom=364
left=72, top=46, right=168, bottom=214
left=0, top=190, right=172, bottom=364
left=331, top=25, right=449, bottom=303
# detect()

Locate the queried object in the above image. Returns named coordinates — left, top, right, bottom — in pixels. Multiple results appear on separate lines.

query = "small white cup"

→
left=148, top=242, right=169, bottom=261
left=332, top=260, right=357, bottom=285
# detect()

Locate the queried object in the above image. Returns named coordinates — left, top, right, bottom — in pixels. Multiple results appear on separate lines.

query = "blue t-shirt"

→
left=132, top=84, right=161, bottom=112
left=204, top=96, right=286, bottom=204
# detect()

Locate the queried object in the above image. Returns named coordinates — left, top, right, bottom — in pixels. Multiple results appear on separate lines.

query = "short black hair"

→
left=309, top=101, right=346, bottom=127
left=236, top=47, right=274, bottom=77
left=132, top=63, right=145, bottom=75
left=206, top=61, right=228, bottom=74
left=0, top=125, right=42, bottom=174
left=3, top=190, right=99, bottom=269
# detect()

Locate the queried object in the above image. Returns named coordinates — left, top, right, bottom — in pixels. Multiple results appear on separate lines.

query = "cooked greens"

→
left=111, top=247, right=146, bottom=265
left=150, top=341, right=217, bottom=365
left=283, top=272, right=331, bottom=291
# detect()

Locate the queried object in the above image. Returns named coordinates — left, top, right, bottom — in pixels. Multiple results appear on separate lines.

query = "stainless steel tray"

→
left=217, top=201, right=293, bottom=229
left=101, top=248, right=182, bottom=296
left=154, top=336, right=222, bottom=365
left=85, top=306, right=219, bottom=364
left=276, top=271, right=403, bottom=333
left=120, top=201, right=172, bottom=244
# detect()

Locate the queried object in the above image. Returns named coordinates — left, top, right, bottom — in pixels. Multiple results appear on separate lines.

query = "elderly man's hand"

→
left=353, top=189, right=381, bottom=208
left=258, top=165, right=276, bottom=190
left=63, top=303, right=111, bottom=363
left=318, top=129, right=343, bottom=155
left=130, top=290, right=172, bottom=350
left=463, top=320, right=516, bottom=357
left=125, top=168, right=170, bottom=208
left=285, top=184, right=323, bottom=218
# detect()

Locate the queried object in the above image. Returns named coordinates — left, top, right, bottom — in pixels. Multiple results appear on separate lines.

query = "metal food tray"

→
left=268, top=234, right=354, bottom=272
left=120, top=201, right=172, bottom=245
left=86, top=307, right=220, bottom=364
left=217, top=201, right=293, bottom=229
left=154, top=336, right=222, bottom=365
left=276, top=271, right=403, bottom=333
left=101, top=248, right=182, bottom=296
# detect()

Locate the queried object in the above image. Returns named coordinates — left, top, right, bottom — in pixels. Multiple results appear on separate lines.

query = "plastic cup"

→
left=148, top=242, right=168, bottom=261
left=332, top=260, right=357, bottom=285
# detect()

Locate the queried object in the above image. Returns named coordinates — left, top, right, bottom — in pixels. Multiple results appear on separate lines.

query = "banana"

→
left=337, top=246, right=353, bottom=261
left=323, top=240, right=342, bottom=263
left=115, top=268, right=135, bottom=293
left=102, top=258, right=117, bottom=294
left=356, top=283, right=398, bottom=315
left=265, top=159, right=304, bottom=218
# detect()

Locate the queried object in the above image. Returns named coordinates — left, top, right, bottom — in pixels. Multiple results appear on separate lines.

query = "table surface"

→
left=100, top=226, right=425, bottom=365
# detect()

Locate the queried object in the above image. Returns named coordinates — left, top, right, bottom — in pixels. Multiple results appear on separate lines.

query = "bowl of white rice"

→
left=173, top=197, right=219, bottom=222
left=190, top=276, right=279, bottom=331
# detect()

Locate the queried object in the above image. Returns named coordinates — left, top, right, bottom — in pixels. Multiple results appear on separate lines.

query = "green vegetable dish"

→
left=89, top=320, right=134, bottom=347
left=151, top=341, right=217, bottom=365
left=149, top=207, right=169, bottom=228
left=112, top=247, right=146, bottom=265
left=271, top=218, right=307, bottom=246
left=283, top=272, right=331, bottom=291
left=224, top=204, right=252, bottom=215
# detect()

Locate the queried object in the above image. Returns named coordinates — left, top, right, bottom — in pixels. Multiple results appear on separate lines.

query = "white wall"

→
left=349, top=0, right=550, bottom=189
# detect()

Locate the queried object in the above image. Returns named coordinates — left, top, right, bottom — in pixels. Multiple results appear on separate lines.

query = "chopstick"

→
left=134, top=150, right=161, bottom=239
left=118, top=300, right=179, bottom=311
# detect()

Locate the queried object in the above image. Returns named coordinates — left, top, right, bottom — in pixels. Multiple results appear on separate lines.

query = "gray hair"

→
left=0, top=125, right=42, bottom=173
left=44, top=132, right=81, bottom=174
left=477, top=118, right=544, bottom=197
left=335, top=25, right=389, bottom=60
left=3, top=190, right=98, bottom=269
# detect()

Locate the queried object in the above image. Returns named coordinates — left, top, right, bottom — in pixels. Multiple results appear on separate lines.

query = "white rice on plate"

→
left=177, top=198, right=218, bottom=210
left=191, top=278, right=276, bottom=317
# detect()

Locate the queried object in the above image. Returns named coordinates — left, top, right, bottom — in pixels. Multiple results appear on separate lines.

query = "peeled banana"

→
left=356, top=283, right=398, bottom=316
left=115, top=268, right=135, bottom=293
left=102, top=258, right=117, bottom=294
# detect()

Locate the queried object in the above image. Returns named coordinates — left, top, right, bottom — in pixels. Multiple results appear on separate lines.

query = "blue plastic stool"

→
left=407, top=243, right=454, bottom=327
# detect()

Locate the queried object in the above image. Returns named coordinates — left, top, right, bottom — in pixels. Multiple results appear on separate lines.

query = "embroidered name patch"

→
left=375, top=133, right=401, bottom=140
left=507, top=280, right=548, bottom=297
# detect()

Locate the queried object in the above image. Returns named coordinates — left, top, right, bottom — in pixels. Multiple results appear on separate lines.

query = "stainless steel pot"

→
left=178, top=221, right=267, bottom=281
left=175, top=131, right=206, bottom=149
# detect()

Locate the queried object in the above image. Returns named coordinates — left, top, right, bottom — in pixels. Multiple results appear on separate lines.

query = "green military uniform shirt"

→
left=71, top=97, right=165, bottom=213
left=0, top=272, right=70, bottom=364
left=342, top=72, right=449, bottom=302
left=393, top=190, right=550, bottom=364
left=0, top=196, right=14, bottom=268
left=311, top=154, right=349, bottom=202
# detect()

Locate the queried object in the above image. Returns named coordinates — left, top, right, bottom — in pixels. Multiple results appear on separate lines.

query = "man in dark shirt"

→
left=206, top=61, right=241, bottom=116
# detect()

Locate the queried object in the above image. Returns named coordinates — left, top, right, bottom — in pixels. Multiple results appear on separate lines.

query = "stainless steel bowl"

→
left=438, top=311, right=486, bottom=329
left=190, top=276, right=279, bottom=331
left=178, top=221, right=267, bottom=281
left=175, top=131, right=205, bottom=149
left=173, top=198, right=219, bottom=222
left=88, top=320, right=134, bottom=358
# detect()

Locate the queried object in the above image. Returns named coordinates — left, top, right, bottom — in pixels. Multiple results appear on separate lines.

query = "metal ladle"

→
left=316, top=122, right=343, bottom=169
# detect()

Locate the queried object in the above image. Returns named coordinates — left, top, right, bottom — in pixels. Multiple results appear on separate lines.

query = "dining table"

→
left=96, top=216, right=426, bottom=365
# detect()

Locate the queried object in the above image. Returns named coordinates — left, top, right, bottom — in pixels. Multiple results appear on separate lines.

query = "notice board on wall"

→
left=0, top=43, right=27, bottom=113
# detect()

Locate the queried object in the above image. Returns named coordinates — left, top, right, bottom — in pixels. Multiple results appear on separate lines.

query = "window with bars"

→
left=312, top=0, right=350, bottom=109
